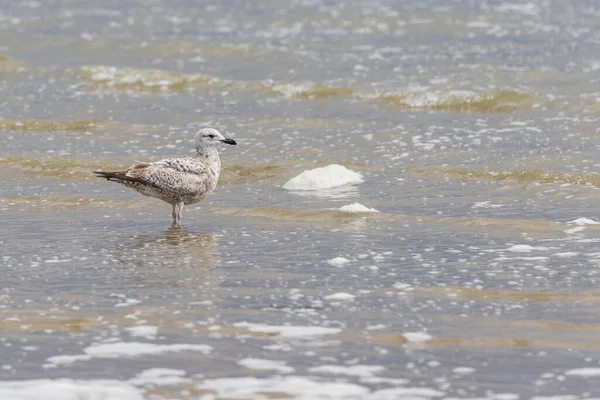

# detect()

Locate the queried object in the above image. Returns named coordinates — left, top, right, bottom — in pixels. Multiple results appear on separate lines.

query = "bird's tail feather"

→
left=94, top=170, right=159, bottom=188
left=94, top=170, right=126, bottom=180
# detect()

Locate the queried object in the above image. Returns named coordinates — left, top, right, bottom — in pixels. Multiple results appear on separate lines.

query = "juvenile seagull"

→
left=95, top=128, right=236, bottom=225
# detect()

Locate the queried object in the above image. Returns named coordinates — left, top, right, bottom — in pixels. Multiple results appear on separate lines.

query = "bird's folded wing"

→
left=126, top=159, right=210, bottom=195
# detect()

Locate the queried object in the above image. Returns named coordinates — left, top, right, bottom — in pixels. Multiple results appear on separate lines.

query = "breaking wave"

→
left=80, top=65, right=219, bottom=91
left=372, top=89, right=541, bottom=112
left=77, top=65, right=540, bottom=112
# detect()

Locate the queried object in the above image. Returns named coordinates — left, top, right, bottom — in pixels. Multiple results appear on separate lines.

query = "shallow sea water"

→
left=3, top=0, right=600, bottom=399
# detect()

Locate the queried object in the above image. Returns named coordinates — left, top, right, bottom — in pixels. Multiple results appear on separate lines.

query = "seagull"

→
left=95, top=128, right=236, bottom=225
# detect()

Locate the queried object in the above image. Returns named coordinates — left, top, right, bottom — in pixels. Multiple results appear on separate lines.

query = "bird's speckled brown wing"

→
left=125, top=158, right=216, bottom=199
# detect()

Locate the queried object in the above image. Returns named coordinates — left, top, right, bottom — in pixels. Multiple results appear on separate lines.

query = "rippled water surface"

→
left=3, top=0, right=600, bottom=399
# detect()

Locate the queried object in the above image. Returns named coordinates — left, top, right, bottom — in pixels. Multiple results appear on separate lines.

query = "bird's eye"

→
left=207, top=135, right=215, bottom=139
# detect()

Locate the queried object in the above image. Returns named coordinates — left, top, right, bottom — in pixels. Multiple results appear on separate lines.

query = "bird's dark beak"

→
left=221, top=138, right=237, bottom=145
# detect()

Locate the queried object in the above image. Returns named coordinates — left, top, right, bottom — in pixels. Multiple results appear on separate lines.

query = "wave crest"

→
left=80, top=65, right=218, bottom=91
left=77, top=65, right=541, bottom=113
left=374, top=90, right=540, bottom=112
left=0, top=119, right=105, bottom=132
left=411, top=166, right=600, bottom=186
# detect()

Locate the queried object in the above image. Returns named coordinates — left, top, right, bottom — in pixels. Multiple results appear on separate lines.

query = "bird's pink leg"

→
left=176, top=201, right=184, bottom=224
left=172, top=204, right=178, bottom=225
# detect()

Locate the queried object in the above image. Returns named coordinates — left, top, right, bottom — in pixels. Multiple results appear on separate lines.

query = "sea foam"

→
left=339, top=203, right=379, bottom=213
left=0, top=379, right=143, bottom=400
left=282, top=164, right=363, bottom=191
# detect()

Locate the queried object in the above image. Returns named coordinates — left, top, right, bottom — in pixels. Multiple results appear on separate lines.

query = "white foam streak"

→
left=234, top=322, right=341, bottom=338
left=570, top=217, right=600, bottom=225
left=565, top=368, right=600, bottom=377
left=0, top=379, right=144, bottom=400
left=199, top=376, right=369, bottom=400
left=238, top=358, right=295, bottom=374
left=45, top=341, right=212, bottom=367
left=309, top=364, right=384, bottom=377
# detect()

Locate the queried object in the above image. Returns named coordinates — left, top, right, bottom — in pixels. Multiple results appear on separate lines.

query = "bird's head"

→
left=194, top=128, right=236, bottom=152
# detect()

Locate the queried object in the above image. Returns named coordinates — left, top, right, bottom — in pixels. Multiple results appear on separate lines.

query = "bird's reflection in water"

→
left=114, top=226, right=218, bottom=273
left=104, top=226, right=221, bottom=320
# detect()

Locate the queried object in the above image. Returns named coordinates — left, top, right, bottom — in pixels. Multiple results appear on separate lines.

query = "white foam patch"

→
left=46, top=342, right=212, bottom=366
left=282, top=164, right=364, bottom=191
left=130, top=368, right=188, bottom=386
left=393, top=282, right=412, bottom=290
left=564, top=226, right=586, bottom=234
left=552, top=252, right=578, bottom=258
left=234, top=322, right=341, bottom=338
left=492, top=394, right=520, bottom=400
left=126, top=325, right=158, bottom=339
left=565, top=368, right=600, bottom=377
left=369, top=387, right=445, bottom=399
left=327, top=257, right=351, bottom=267
left=472, top=201, right=502, bottom=209
left=0, top=379, right=143, bottom=400
left=494, top=2, right=540, bottom=15
left=403, top=332, right=432, bottom=342
left=360, top=377, right=409, bottom=385
left=44, top=258, right=71, bottom=263
left=44, top=354, right=92, bottom=366
left=506, top=245, right=549, bottom=253
left=324, top=292, right=356, bottom=301
left=309, top=365, right=384, bottom=377
left=570, top=217, right=600, bottom=225
left=199, top=376, right=369, bottom=399
left=114, top=298, right=141, bottom=307
left=453, top=367, right=476, bottom=374
left=238, top=358, right=295, bottom=374
left=339, top=203, right=379, bottom=213
left=86, top=342, right=212, bottom=357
